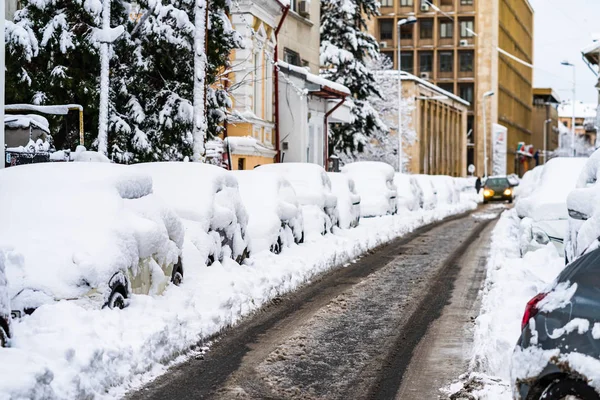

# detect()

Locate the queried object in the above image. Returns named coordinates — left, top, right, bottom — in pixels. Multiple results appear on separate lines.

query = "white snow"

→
left=557, top=100, right=597, bottom=119
left=4, top=114, right=50, bottom=133
left=547, top=318, right=589, bottom=339
left=537, top=281, right=578, bottom=313
left=413, top=175, right=438, bottom=210
left=277, top=60, right=351, bottom=95
left=327, top=172, right=361, bottom=229
left=342, top=161, right=397, bottom=217
left=0, top=169, right=479, bottom=399
left=0, top=250, right=10, bottom=334
left=393, top=173, right=421, bottom=212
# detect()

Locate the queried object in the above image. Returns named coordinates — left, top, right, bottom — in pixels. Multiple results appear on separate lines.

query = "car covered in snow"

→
left=257, top=163, right=338, bottom=237
left=566, top=150, right=600, bottom=264
left=516, top=158, right=587, bottom=258
left=512, top=246, right=600, bottom=400
left=327, top=172, right=361, bottom=229
left=131, top=162, right=249, bottom=264
left=393, top=173, right=423, bottom=212
left=429, top=175, right=460, bottom=206
left=342, top=161, right=397, bottom=217
left=0, top=250, right=11, bottom=347
left=514, top=165, right=543, bottom=200
left=413, top=175, right=438, bottom=211
left=0, top=163, right=184, bottom=315
left=231, top=170, right=304, bottom=254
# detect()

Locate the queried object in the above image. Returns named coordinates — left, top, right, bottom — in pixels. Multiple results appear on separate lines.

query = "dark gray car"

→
left=512, top=247, right=600, bottom=399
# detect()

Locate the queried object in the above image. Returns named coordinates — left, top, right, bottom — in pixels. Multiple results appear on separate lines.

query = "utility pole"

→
left=482, top=91, right=495, bottom=177
left=396, top=17, right=417, bottom=173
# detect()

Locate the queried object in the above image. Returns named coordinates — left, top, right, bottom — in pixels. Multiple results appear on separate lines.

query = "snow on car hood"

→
left=516, top=157, right=587, bottom=221
left=0, top=163, right=180, bottom=306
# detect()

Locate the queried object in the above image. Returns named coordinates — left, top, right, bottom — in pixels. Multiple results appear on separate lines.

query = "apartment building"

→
left=557, top=101, right=597, bottom=146
left=367, top=0, right=534, bottom=176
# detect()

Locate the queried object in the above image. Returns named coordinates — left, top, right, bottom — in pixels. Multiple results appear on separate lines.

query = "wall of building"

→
left=5, top=0, right=18, bottom=21
left=276, top=0, right=321, bottom=74
left=532, top=104, right=559, bottom=165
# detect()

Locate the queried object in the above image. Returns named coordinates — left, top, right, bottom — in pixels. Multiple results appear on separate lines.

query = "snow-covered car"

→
left=514, top=165, right=543, bottom=199
left=231, top=170, right=304, bottom=254
left=327, top=172, right=361, bottom=229
left=342, top=161, right=397, bottom=217
left=413, top=175, right=438, bottom=210
left=257, top=163, right=338, bottom=237
left=130, top=162, right=249, bottom=264
left=0, top=163, right=184, bottom=315
left=512, top=246, right=600, bottom=400
left=0, top=250, right=11, bottom=347
left=517, top=157, right=587, bottom=258
left=393, top=173, right=422, bottom=211
left=566, top=150, right=600, bottom=263
left=429, top=175, right=460, bottom=205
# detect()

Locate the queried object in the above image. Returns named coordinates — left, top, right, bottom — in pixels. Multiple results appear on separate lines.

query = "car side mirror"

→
left=568, top=209, right=588, bottom=221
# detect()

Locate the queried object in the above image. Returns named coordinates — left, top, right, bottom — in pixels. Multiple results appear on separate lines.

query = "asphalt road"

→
left=126, top=205, right=504, bottom=400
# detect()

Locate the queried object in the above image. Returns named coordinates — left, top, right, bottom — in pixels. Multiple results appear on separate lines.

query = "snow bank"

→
left=393, top=173, right=420, bottom=212
left=342, top=161, right=397, bottom=217
left=328, top=172, right=360, bottom=229
left=413, top=175, right=437, bottom=210
left=0, top=179, right=479, bottom=400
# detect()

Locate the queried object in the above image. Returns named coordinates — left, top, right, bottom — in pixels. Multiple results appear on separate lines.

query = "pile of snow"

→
left=257, top=163, right=337, bottom=238
left=0, top=172, right=479, bottom=399
left=327, top=172, right=361, bottom=229
left=48, top=146, right=110, bottom=163
left=447, top=209, right=564, bottom=398
left=231, top=170, right=303, bottom=254
left=0, top=163, right=183, bottom=314
left=342, top=161, right=397, bottom=217
left=413, top=175, right=438, bottom=210
left=4, top=114, right=50, bottom=133
left=516, top=158, right=587, bottom=222
left=513, top=166, right=543, bottom=200
left=130, top=163, right=248, bottom=263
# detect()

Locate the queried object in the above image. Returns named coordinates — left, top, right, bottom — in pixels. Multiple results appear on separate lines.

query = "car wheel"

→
left=236, top=247, right=250, bottom=264
left=207, top=253, right=215, bottom=266
left=107, top=289, right=126, bottom=310
left=0, top=326, right=8, bottom=348
left=271, top=237, right=283, bottom=255
left=537, top=377, right=600, bottom=400
left=172, top=270, right=183, bottom=286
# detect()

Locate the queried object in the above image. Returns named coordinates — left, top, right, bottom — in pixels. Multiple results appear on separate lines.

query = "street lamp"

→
left=561, top=60, right=576, bottom=157
left=397, top=16, right=417, bottom=173
left=543, top=118, right=552, bottom=164
left=482, top=91, right=494, bottom=177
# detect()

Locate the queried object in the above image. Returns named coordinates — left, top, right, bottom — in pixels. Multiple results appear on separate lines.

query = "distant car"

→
left=512, top=246, right=600, bottom=400
left=327, top=172, right=361, bottom=229
left=257, top=163, right=338, bottom=237
left=517, top=158, right=587, bottom=258
left=131, top=162, right=249, bottom=264
left=0, top=250, right=11, bottom=347
left=393, top=173, right=423, bottom=212
left=232, top=170, right=304, bottom=254
left=483, top=176, right=514, bottom=204
left=413, top=175, right=437, bottom=210
left=0, top=163, right=184, bottom=316
left=342, top=161, right=397, bottom=217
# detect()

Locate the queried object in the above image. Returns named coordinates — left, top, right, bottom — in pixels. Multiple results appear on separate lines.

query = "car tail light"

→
left=521, top=293, right=548, bottom=330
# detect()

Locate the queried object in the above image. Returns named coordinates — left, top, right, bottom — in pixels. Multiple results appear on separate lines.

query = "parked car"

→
left=0, top=250, right=11, bottom=347
left=482, top=176, right=514, bottom=204
left=257, top=163, right=338, bottom=237
left=342, top=161, right=397, bottom=217
left=327, top=172, right=361, bottom=229
left=232, top=170, right=304, bottom=254
left=429, top=175, right=460, bottom=205
left=413, top=175, right=438, bottom=210
left=0, top=163, right=184, bottom=316
left=512, top=246, right=600, bottom=400
left=514, top=165, right=543, bottom=200
left=517, top=158, right=587, bottom=258
left=566, top=151, right=600, bottom=263
left=393, top=173, right=423, bottom=212
left=131, top=162, right=249, bottom=264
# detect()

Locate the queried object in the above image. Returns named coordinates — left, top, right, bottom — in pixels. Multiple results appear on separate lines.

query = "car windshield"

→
left=486, top=178, right=509, bottom=187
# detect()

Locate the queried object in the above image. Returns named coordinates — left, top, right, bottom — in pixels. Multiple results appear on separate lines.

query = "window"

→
left=401, top=51, right=414, bottom=73
left=253, top=51, right=262, bottom=117
left=290, top=0, right=297, bottom=12
left=438, top=83, right=454, bottom=94
left=284, top=48, right=301, bottom=66
left=440, top=0, right=453, bottom=5
left=461, top=0, right=473, bottom=4
left=400, top=23, right=414, bottom=39
left=459, top=83, right=474, bottom=103
left=460, top=19, right=475, bottom=37
left=440, top=21, right=453, bottom=38
left=379, top=19, right=394, bottom=41
left=439, top=51, right=453, bottom=72
left=459, top=50, right=474, bottom=72
left=381, top=0, right=393, bottom=6
left=238, top=158, right=246, bottom=170
left=420, top=19, right=433, bottom=39
left=400, top=0, right=413, bottom=5
left=419, top=51, right=433, bottom=73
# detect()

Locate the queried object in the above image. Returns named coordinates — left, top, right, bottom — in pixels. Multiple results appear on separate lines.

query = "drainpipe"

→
left=324, top=96, right=347, bottom=170
left=273, top=1, right=290, bottom=163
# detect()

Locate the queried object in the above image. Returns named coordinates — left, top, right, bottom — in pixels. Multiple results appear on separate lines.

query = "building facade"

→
left=366, top=0, right=534, bottom=176
left=557, top=101, right=597, bottom=147
left=532, top=88, right=560, bottom=165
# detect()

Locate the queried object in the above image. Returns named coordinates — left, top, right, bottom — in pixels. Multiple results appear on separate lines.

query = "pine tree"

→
left=320, top=0, right=388, bottom=156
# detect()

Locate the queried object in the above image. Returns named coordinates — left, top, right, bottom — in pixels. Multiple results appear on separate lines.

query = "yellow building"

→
left=227, top=0, right=286, bottom=170
left=366, top=0, right=534, bottom=176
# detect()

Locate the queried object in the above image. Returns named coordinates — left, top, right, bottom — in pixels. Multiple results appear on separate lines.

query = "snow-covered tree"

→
left=320, top=0, right=388, bottom=155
